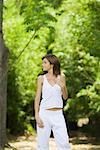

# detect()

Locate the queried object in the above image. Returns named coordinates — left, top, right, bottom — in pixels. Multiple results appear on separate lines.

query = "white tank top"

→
left=40, top=74, right=63, bottom=109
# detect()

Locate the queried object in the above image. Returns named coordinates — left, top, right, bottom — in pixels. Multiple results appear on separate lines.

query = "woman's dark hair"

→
left=42, top=54, right=61, bottom=77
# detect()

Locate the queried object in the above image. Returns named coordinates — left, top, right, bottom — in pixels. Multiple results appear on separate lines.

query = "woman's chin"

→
left=43, top=68, right=47, bottom=71
left=43, top=69, right=48, bottom=73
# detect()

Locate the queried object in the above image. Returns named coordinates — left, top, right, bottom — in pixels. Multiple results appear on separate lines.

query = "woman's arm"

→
left=34, top=75, right=43, bottom=119
left=34, top=75, right=44, bottom=128
left=60, top=74, right=68, bottom=100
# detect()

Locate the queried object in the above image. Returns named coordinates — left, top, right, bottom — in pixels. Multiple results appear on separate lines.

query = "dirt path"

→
left=5, top=132, right=100, bottom=150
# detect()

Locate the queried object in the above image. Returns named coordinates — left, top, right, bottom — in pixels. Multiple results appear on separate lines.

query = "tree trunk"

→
left=0, top=0, right=9, bottom=148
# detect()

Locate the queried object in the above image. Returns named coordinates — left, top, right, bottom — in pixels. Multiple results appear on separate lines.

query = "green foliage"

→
left=53, top=0, right=100, bottom=123
left=3, top=0, right=47, bottom=134
left=3, top=0, right=100, bottom=134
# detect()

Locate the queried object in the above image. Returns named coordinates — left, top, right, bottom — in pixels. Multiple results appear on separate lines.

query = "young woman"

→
left=34, top=54, right=71, bottom=150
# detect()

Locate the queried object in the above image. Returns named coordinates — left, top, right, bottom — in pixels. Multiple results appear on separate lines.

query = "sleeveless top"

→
left=40, top=74, right=63, bottom=109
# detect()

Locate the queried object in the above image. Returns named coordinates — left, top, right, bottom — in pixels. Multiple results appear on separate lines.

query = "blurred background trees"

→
left=3, top=0, right=100, bottom=135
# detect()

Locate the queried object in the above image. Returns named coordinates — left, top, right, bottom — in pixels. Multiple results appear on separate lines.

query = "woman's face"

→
left=42, top=58, right=52, bottom=71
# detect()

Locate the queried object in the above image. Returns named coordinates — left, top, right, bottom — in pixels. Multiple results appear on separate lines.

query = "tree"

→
left=0, top=0, right=9, bottom=148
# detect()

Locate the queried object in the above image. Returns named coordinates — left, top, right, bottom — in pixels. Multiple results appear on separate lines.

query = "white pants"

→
left=36, top=108, right=71, bottom=150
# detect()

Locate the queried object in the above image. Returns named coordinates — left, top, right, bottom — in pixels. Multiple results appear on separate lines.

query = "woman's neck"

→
left=47, top=69, right=54, bottom=77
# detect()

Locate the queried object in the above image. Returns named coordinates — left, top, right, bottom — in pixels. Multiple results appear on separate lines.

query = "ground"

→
left=4, top=131, right=100, bottom=150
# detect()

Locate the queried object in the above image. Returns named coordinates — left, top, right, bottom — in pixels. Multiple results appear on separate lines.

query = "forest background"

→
left=2, top=0, right=100, bottom=136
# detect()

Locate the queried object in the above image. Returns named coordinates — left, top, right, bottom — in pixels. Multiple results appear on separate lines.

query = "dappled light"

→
left=0, top=0, right=100, bottom=149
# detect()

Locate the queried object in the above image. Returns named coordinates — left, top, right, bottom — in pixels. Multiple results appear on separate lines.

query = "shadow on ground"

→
left=4, top=131, right=100, bottom=150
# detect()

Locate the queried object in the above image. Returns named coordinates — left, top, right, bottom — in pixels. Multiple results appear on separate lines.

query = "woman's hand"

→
left=57, top=74, right=68, bottom=100
left=59, top=80, right=65, bottom=89
left=35, top=115, right=44, bottom=128
left=56, top=75, right=65, bottom=89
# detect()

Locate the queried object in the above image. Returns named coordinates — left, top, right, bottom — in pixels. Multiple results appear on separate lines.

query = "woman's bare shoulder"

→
left=37, top=74, right=44, bottom=84
left=60, top=73, right=68, bottom=83
left=38, top=74, right=43, bottom=80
